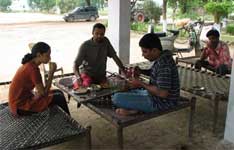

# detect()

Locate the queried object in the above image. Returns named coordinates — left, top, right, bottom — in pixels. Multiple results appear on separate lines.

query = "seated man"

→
left=195, top=29, right=232, bottom=75
left=73, top=23, right=125, bottom=87
left=112, top=33, right=180, bottom=116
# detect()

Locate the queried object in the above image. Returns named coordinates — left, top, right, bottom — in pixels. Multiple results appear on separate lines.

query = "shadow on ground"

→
left=40, top=91, right=229, bottom=150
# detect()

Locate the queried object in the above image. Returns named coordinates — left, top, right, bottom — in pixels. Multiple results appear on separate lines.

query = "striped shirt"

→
left=149, top=50, right=180, bottom=110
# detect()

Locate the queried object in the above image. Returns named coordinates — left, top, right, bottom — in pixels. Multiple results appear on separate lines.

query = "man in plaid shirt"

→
left=195, top=29, right=232, bottom=75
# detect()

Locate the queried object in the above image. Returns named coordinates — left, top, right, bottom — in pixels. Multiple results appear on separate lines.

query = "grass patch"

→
left=99, top=8, right=108, bottom=16
left=221, top=34, right=234, bottom=42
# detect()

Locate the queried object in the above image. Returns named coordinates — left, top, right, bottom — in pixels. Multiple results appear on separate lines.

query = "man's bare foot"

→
left=115, top=108, right=138, bottom=116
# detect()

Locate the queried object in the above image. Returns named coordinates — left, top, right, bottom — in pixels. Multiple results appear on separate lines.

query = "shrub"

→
left=226, top=25, right=234, bottom=35
left=131, top=22, right=147, bottom=32
left=130, top=22, right=162, bottom=33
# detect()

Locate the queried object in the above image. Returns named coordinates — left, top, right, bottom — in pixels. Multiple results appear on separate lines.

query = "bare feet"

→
left=115, top=108, right=138, bottom=116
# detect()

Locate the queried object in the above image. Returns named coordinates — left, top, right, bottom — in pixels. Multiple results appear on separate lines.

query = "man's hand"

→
left=134, top=66, right=141, bottom=77
left=120, top=66, right=127, bottom=76
left=77, top=77, right=83, bottom=86
left=127, top=78, right=142, bottom=88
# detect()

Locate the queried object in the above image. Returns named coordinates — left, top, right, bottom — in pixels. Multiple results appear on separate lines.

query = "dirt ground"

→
left=39, top=90, right=232, bottom=150
left=1, top=13, right=234, bottom=150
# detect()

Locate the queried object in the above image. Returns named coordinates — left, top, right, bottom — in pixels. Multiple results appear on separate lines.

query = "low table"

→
left=55, top=76, right=196, bottom=149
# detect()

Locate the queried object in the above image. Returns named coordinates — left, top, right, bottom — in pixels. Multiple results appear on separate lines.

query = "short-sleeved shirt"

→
left=74, top=37, right=117, bottom=80
left=149, top=50, right=180, bottom=108
left=203, top=40, right=231, bottom=68
left=8, top=62, right=53, bottom=116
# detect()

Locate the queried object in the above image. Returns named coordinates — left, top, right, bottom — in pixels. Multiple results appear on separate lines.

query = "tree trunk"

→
left=214, top=13, right=221, bottom=24
left=162, top=0, right=167, bottom=32
left=85, top=0, right=91, bottom=6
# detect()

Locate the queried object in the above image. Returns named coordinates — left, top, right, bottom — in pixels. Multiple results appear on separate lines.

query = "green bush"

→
left=131, top=22, right=148, bottom=32
left=130, top=22, right=168, bottom=33
left=226, top=25, right=234, bottom=35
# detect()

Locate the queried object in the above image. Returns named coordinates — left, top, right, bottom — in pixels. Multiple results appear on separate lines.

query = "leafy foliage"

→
left=28, top=0, right=105, bottom=14
left=57, top=0, right=80, bottom=14
left=143, top=0, right=162, bottom=23
left=29, top=0, right=56, bottom=12
left=130, top=22, right=162, bottom=32
left=227, top=25, right=234, bottom=35
left=205, top=2, right=233, bottom=23
left=0, top=0, right=11, bottom=11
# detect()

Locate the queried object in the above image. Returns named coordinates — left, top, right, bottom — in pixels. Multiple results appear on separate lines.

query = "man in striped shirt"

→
left=112, top=33, right=180, bottom=116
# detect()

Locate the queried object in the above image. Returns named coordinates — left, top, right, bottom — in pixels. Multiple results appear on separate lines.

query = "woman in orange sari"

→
left=9, top=42, right=70, bottom=116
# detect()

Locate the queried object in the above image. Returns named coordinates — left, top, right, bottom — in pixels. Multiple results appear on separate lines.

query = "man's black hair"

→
left=206, top=29, right=220, bottom=38
left=92, top=23, right=106, bottom=33
left=139, top=33, right=162, bottom=51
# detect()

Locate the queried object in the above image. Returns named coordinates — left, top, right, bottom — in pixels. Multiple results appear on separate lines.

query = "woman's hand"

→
left=49, top=62, right=57, bottom=74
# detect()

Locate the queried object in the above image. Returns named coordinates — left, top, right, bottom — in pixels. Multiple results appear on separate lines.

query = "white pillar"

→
left=224, top=54, right=234, bottom=144
left=107, top=0, right=130, bottom=66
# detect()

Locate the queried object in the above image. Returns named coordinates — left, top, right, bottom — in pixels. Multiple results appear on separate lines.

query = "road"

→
left=1, top=13, right=233, bottom=82
left=0, top=13, right=144, bottom=81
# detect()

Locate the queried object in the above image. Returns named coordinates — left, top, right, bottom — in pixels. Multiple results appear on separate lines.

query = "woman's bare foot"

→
left=115, top=108, right=138, bottom=116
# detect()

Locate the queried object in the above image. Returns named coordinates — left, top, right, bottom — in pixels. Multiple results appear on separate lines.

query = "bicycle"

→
left=156, top=20, right=204, bottom=58
left=174, top=20, right=204, bottom=57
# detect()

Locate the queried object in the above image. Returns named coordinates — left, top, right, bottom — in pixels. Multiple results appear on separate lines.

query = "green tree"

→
left=205, top=1, right=233, bottom=23
left=143, top=0, right=162, bottom=23
left=58, top=0, right=80, bottom=13
left=29, top=0, right=56, bottom=12
left=0, top=0, right=11, bottom=11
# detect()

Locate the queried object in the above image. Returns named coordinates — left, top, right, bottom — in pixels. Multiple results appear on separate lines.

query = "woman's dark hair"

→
left=21, top=42, right=50, bottom=64
left=139, top=33, right=162, bottom=51
left=206, top=29, right=220, bottom=38
left=92, top=23, right=106, bottom=33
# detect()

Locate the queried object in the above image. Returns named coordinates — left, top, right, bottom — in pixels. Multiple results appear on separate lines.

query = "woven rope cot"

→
left=0, top=104, right=88, bottom=150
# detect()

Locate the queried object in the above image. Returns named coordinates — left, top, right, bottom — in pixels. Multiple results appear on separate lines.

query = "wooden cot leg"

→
left=66, top=94, right=71, bottom=103
left=213, top=95, right=220, bottom=133
left=117, top=127, right=123, bottom=150
left=188, top=97, right=196, bottom=140
left=85, top=126, right=92, bottom=150
left=175, top=57, right=178, bottom=64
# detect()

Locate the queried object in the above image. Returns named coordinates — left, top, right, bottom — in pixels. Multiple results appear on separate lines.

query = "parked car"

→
left=63, top=6, right=99, bottom=22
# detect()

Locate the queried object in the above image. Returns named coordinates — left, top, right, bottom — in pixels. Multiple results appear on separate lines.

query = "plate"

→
left=89, top=84, right=102, bottom=91
left=192, top=86, right=205, bottom=91
left=73, top=88, right=88, bottom=95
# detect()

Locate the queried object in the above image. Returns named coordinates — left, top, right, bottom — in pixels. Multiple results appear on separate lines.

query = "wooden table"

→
left=54, top=75, right=196, bottom=149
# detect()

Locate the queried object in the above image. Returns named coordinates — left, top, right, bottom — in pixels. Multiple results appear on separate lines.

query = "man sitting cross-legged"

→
left=195, top=29, right=232, bottom=75
left=112, top=33, right=180, bottom=116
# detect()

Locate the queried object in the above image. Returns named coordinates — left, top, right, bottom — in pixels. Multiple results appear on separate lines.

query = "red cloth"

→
left=73, top=73, right=92, bottom=89
left=8, top=62, right=53, bottom=116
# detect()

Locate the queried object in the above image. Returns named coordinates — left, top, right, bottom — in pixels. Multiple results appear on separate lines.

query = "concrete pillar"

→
left=224, top=54, right=234, bottom=144
left=107, top=0, right=131, bottom=66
